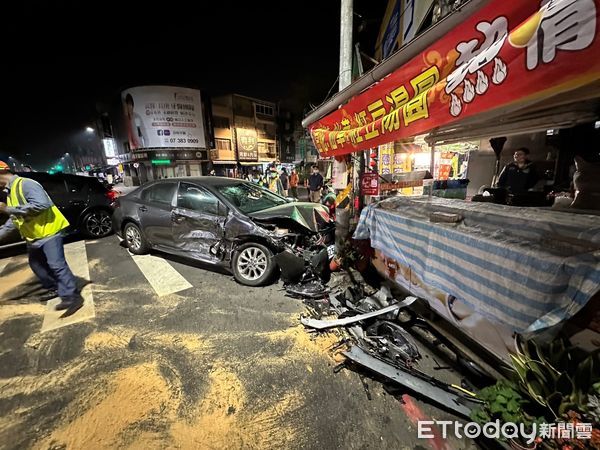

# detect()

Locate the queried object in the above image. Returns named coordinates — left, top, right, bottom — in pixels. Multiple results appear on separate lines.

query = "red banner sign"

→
left=361, top=172, right=380, bottom=195
left=308, top=0, right=600, bottom=157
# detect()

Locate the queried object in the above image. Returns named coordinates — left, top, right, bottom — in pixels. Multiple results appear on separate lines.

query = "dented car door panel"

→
left=171, top=182, right=227, bottom=262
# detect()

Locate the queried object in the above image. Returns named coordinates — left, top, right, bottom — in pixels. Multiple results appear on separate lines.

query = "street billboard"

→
left=236, top=128, right=258, bottom=161
left=102, top=138, right=116, bottom=157
left=308, top=0, right=600, bottom=157
left=402, top=0, right=434, bottom=45
left=382, top=0, right=402, bottom=59
left=121, top=86, right=206, bottom=150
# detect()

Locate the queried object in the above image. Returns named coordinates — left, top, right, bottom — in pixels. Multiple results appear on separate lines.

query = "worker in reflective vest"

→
left=0, top=161, right=84, bottom=317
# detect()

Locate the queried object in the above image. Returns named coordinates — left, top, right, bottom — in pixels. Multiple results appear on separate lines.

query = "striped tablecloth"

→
left=354, top=196, right=600, bottom=332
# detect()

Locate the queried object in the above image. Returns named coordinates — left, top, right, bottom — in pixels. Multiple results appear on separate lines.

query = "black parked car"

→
left=112, top=177, right=335, bottom=286
left=0, top=172, right=116, bottom=248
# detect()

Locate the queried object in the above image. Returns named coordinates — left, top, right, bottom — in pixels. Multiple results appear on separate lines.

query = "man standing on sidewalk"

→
left=308, top=165, right=324, bottom=203
left=289, top=169, right=299, bottom=199
left=280, top=168, right=289, bottom=197
left=0, top=161, right=84, bottom=317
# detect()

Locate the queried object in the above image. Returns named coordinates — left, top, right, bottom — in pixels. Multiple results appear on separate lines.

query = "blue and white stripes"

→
left=354, top=197, right=600, bottom=332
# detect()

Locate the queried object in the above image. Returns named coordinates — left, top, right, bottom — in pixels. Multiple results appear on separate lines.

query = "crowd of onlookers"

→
left=209, top=164, right=329, bottom=203
left=209, top=164, right=324, bottom=202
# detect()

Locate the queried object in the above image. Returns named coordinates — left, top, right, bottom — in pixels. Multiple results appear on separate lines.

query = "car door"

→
left=138, top=182, right=177, bottom=247
left=63, top=175, right=91, bottom=224
left=27, top=173, right=72, bottom=222
left=171, top=182, right=227, bottom=262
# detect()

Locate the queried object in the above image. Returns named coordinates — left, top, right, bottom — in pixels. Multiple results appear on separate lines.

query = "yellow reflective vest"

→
left=6, top=177, right=69, bottom=241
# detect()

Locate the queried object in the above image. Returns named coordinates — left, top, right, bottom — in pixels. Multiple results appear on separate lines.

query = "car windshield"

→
left=216, top=182, right=288, bottom=214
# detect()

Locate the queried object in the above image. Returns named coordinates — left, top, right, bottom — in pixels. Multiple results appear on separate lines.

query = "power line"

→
left=322, top=74, right=341, bottom=104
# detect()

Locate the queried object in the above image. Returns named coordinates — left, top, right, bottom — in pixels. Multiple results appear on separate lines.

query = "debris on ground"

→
left=343, top=346, right=474, bottom=418
left=290, top=256, right=494, bottom=421
left=300, top=299, right=415, bottom=330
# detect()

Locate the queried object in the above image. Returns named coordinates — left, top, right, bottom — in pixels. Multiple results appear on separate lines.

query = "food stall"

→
left=302, top=0, right=600, bottom=363
left=377, top=136, right=477, bottom=198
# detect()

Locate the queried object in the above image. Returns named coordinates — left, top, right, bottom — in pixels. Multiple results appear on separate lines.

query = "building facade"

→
left=210, top=94, right=278, bottom=176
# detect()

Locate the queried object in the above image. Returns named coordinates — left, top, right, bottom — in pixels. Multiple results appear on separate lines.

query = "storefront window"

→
left=377, top=136, right=477, bottom=198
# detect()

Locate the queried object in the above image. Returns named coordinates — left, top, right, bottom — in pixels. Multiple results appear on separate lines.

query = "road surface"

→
left=0, top=235, right=479, bottom=450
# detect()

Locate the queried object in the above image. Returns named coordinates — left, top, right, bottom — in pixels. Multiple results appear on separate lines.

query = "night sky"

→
left=0, top=0, right=385, bottom=169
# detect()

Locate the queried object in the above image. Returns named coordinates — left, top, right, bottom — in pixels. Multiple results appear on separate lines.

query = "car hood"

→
left=247, top=202, right=331, bottom=232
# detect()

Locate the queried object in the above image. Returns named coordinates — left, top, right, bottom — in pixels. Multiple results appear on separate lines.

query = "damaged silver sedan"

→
left=111, top=177, right=335, bottom=286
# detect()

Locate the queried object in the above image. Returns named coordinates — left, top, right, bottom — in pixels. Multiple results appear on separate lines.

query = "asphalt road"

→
left=0, top=235, right=479, bottom=450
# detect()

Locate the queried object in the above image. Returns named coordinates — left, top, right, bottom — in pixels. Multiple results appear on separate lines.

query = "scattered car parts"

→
left=300, top=297, right=416, bottom=330
left=343, top=346, right=473, bottom=418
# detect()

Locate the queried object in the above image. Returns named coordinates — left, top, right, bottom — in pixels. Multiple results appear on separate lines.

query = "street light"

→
left=85, top=127, right=95, bottom=134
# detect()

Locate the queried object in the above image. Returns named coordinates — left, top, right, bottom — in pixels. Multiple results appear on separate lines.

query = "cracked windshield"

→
left=217, top=182, right=287, bottom=213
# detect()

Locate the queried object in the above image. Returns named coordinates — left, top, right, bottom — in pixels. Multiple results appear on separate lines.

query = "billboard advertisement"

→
left=236, top=128, right=258, bottom=161
left=121, top=86, right=206, bottom=150
left=102, top=138, right=116, bottom=157
left=308, top=0, right=600, bottom=157
left=382, top=0, right=402, bottom=59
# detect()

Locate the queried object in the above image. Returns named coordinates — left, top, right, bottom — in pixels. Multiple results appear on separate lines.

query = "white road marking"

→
left=130, top=253, right=193, bottom=297
left=64, top=240, right=92, bottom=281
left=41, top=240, right=96, bottom=333
left=0, top=258, right=11, bottom=276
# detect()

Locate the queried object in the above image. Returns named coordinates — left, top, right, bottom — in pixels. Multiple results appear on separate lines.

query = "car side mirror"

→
left=286, top=197, right=298, bottom=202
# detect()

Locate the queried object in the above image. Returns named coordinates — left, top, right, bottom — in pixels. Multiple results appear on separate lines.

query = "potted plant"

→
left=472, top=335, right=600, bottom=449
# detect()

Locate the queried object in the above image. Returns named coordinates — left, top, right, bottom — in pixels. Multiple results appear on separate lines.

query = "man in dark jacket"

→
left=497, top=147, right=539, bottom=194
left=308, top=165, right=324, bottom=202
left=280, top=168, right=289, bottom=197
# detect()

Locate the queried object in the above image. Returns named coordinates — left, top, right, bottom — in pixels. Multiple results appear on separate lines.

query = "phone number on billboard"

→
left=166, top=138, right=200, bottom=144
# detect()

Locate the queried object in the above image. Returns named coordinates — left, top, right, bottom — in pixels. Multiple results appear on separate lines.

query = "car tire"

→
left=123, top=222, right=149, bottom=255
left=82, top=209, right=113, bottom=238
left=232, top=242, right=276, bottom=286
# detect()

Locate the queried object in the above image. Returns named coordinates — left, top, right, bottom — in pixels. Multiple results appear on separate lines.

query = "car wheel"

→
left=123, top=222, right=149, bottom=255
left=83, top=209, right=113, bottom=238
left=232, top=242, right=276, bottom=286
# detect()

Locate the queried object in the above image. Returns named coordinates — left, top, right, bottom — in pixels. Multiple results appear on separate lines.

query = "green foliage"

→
left=470, top=380, right=533, bottom=425
left=582, top=382, right=600, bottom=424
left=474, top=335, right=600, bottom=437
left=510, top=335, right=600, bottom=420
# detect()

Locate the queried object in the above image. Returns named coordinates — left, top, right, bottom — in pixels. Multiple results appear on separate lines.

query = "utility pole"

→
left=335, top=0, right=354, bottom=252
left=339, top=0, right=353, bottom=91
left=355, top=42, right=366, bottom=213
